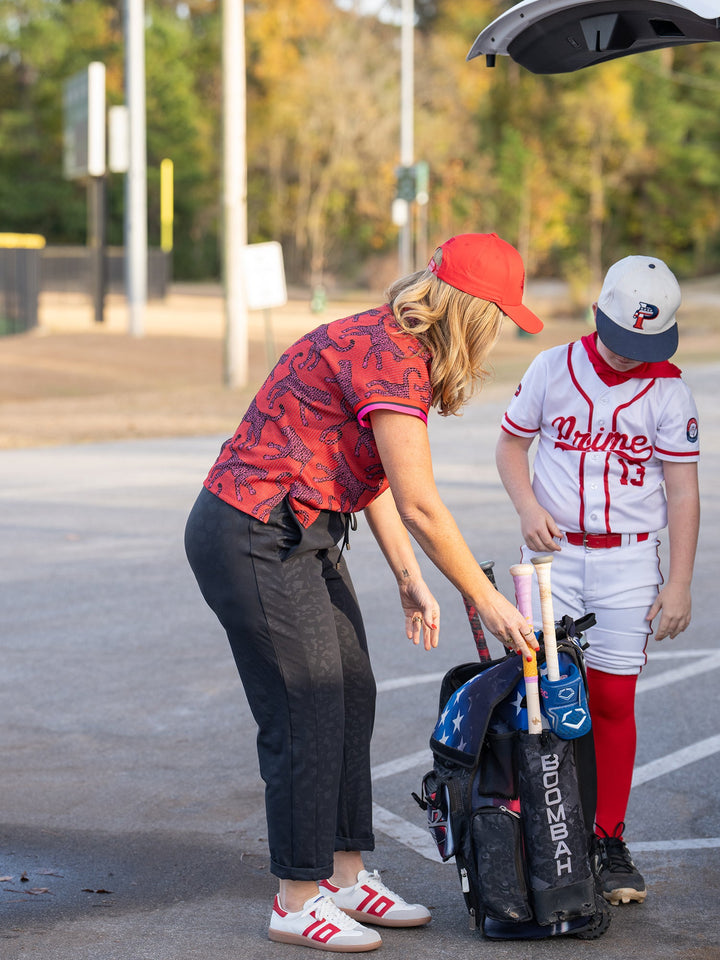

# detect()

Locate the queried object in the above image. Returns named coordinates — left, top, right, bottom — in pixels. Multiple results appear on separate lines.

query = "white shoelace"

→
left=307, top=895, right=358, bottom=929
left=359, top=870, right=407, bottom=905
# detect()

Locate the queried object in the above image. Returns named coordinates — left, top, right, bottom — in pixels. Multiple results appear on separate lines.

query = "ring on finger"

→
left=411, top=615, right=423, bottom=624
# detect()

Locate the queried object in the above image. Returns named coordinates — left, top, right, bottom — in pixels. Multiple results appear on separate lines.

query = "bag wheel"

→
left=573, top=895, right=612, bottom=940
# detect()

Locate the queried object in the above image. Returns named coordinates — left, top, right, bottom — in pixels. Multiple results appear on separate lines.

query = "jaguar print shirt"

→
left=204, top=305, right=433, bottom=527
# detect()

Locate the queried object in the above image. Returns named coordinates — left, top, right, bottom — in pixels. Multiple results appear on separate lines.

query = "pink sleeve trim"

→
left=357, top=401, right=428, bottom=427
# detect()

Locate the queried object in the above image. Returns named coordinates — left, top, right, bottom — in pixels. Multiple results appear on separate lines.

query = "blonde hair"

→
left=386, top=269, right=505, bottom=416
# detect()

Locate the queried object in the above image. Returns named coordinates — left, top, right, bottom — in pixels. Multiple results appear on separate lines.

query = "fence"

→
left=40, top=246, right=171, bottom=300
left=0, top=234, right=44, bottom=336
left=0, top=240, right=172, bottom=336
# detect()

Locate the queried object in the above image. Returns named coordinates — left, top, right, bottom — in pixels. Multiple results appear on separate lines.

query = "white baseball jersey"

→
left=502, top=341, right=700, bottom=534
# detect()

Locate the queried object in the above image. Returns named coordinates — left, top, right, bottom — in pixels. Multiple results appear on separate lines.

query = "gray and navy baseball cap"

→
left=596, top=255, right=681, bottom=362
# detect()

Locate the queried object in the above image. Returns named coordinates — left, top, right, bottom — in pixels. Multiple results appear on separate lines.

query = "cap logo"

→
left=632, top=302, right=659, bottom=330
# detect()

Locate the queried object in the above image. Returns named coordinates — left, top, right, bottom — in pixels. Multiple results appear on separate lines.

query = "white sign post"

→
left=242, top=241, right=288, bottom=369
left=62, top=62, right=107, bottom=324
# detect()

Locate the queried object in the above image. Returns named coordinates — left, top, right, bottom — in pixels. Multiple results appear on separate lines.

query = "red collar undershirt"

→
left=580, top=332, right=681, bottom=387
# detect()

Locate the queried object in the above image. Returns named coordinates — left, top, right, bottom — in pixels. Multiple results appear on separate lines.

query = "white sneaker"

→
left=268, top=893, right=382, bottom=952
left=320, top=869, right=431, bottom=928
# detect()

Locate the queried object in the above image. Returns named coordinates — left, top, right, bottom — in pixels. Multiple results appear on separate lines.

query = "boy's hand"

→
left=647, top=581, right=692, bottom=640
left=520, top=505, right=562, bottom=552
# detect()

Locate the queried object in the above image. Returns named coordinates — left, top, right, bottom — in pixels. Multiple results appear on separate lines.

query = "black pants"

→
left=184, top=488, right=376, bottom=881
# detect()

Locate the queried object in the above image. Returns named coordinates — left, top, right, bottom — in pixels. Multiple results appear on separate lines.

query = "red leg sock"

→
left=586, top=667, right=639, bottom=838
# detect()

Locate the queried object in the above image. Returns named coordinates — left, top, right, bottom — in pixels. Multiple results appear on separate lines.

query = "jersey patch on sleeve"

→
left=687, top=417, right=699, bottom=443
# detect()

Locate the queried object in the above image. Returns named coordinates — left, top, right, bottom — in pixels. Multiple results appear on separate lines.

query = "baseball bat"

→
left=463, top=560, right=496, bottom=662
left=510, top=563, right=543, bottom=735
left=480, top=559, right=497, bottom=588
left=530, top=554, right=560, bottom=682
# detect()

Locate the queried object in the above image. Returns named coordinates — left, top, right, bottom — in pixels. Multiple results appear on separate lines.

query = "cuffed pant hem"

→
left=334, top=834, right=375, bottom=853
left=270, top=860, right=336, bottom=882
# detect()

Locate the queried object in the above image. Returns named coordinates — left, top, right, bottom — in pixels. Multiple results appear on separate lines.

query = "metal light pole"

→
left=87, top=61, right=107, bottom=326
left=222, top=0, right=249, bottom=389
left=398, top=0, right=414, bottom=277
left=124, top=0, right=147, bottom=338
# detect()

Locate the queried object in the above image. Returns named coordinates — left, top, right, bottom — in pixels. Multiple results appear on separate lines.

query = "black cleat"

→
left=593, top=822, right=647, bottom=905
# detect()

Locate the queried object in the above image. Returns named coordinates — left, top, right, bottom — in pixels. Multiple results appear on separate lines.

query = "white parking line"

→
left=376, top=672, right=445, bottom=693
left=373, top=653, right=720, bottom=861
left=637, top=651, right=720, bottom=694
left=372, top=749, right=432, bottom=782
left=632, top=733, right=720, bottom=787
left=630, top=837, right=720, bottom=853
left=371, top=802, right=443, bottom=863
left=374, top=648, right=720, bottom=696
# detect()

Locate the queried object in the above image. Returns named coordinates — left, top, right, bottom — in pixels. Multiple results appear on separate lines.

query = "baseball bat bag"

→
left=413, top=615, right=610, bottom=941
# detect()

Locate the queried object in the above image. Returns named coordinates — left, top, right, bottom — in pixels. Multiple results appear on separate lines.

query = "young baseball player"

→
left=495, top=256, right=700, bottom=906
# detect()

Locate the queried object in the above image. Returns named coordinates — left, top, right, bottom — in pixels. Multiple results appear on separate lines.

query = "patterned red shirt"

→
left=204, top=305, right=433, bottom=526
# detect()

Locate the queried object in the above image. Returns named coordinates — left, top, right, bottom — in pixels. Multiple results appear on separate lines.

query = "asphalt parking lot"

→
left=1, top=362, right=719, bottom=959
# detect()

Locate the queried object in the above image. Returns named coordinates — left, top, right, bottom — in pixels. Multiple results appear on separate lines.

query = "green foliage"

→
left=2, top=0, right=720, bottom=286
left=0, top=0, right=221, bottom=279
left=144, top=3, right=221, bottom=278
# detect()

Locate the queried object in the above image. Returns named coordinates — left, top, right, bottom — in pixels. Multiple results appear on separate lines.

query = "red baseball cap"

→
left=427, top=233, right=543, bottom=334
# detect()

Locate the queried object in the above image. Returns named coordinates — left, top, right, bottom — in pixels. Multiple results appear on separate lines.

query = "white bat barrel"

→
left=530, top=554, right=560, bottom=682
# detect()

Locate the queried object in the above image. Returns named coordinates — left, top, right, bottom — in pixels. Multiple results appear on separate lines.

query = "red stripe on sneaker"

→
left=302, top=919, right=342, bottom=943
left=314, top=924, right=342, bottom=943
left=357, top=886, right=394, bottom=917
left=273, top=895, right=288, bottom=918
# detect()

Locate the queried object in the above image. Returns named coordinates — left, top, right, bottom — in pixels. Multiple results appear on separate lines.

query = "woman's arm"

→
left=364, top=488, right=440, bottom=651
left=369, top=410, right=539, bottom=656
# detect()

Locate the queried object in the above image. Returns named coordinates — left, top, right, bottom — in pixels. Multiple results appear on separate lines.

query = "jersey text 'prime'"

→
left=501, top=341, right=699, bottom=534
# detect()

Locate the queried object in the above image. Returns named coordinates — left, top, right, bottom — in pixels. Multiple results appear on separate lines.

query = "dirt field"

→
left=2, top=278, right=719, bottom=449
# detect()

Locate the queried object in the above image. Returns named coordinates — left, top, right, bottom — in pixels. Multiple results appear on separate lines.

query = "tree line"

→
left=2, top=0, right=720, bottom=297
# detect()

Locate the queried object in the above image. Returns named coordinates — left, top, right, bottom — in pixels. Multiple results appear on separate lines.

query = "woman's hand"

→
left=363, top=489, right=440, bottom=652
left=398, top=575, right=440, bottom=651
left=474, top=588, right=540, bottom=659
